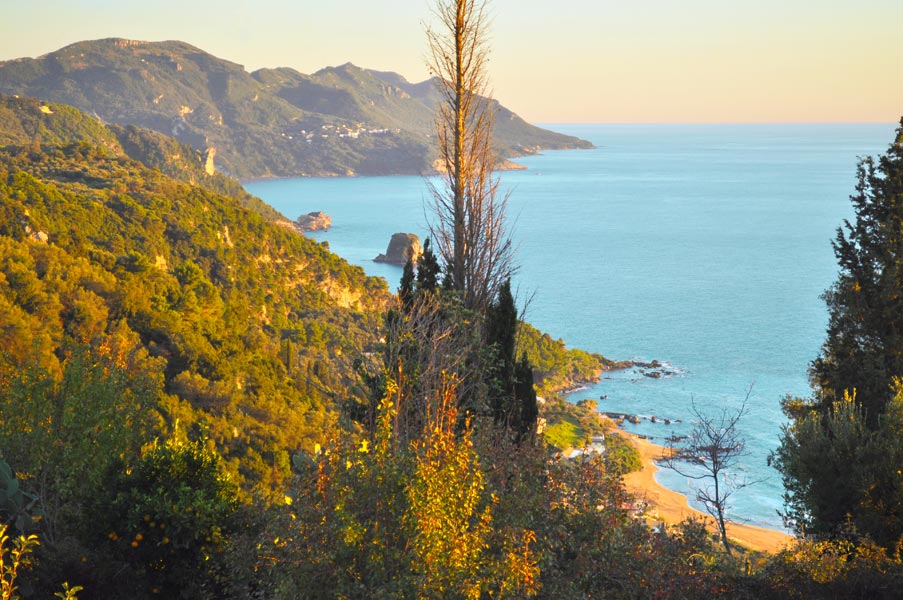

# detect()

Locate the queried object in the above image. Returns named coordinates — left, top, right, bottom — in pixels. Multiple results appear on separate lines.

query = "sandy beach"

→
left=621, top=433, right=793, bottom=554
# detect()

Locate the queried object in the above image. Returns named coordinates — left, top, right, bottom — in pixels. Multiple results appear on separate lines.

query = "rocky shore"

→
left=552, top=357, right=680, bottom=398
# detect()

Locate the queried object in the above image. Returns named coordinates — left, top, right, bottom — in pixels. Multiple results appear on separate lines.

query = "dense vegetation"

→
left=0, top=39, right=592, bottom=178
left=518, top=321, right=625, bottom=398
left=0, top=94, right=283, bottom=222
left=4, top=91, right=903, bottom=597
left=0, top=95, right=391, bottom=502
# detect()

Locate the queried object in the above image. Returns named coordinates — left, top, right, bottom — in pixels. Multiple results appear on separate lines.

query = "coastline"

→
left=621, top=432, right=793, bottom=554
left=239, top=159, right=530, bottom=185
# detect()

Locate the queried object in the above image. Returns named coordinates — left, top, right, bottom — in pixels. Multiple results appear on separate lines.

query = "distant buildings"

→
left=284, top=122, right=397, bottom=142
left=567, top=434, right=606, bottom=459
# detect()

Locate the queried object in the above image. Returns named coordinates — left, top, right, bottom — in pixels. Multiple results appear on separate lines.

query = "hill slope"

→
left=0, top=39, right=592, bottom=178
left=0, top=94, right=389, bottom=493
left=0, top=93, right=284, bottom=221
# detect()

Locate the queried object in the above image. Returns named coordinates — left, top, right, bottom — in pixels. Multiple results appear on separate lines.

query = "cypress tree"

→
left=485, top=279, right=517, bottom=426
left=399, top=258, right=415, bottom=310
left=513, top=351, right=538, bottom=440
left=416, top=238, right=441, bottom=294
left=484, top=278, right=538, bottom=439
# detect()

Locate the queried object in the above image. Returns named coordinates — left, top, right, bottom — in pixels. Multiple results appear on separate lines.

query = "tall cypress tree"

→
left=513, top=351, right=538, bottom=440
left=484, top=279, right=537, bottom=439
left=416, top=238, right=441, bottom=295
left=486, top=279, right=517, bottom=426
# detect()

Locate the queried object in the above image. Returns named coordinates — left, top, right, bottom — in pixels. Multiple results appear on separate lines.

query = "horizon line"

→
left=533, top=120, right=899, bottom=126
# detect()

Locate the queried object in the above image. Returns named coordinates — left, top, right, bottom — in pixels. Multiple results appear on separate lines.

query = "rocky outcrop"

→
left=204, top=146, right=216, bottom=175
left=294, top=211, right=332, bottom=232
left=23, top=224, right=48, bottom=243
left=374, top=233, right=422, bottom=265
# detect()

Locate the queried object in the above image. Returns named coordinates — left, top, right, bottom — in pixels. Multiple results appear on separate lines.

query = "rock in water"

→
left=295, top=211, right=332, bottom=232
left=374, top=233, right=422, bottom=265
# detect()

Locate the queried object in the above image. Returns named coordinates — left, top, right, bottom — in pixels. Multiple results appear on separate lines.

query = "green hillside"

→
left=0, top=94, right=390, bottom=495
left=0, top=39, right=592, bottom=178
left=0, top=94, right=284, bottom=221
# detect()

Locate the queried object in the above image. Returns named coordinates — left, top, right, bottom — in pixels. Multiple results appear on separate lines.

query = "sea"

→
left=245, top=123, right=898, bottom=532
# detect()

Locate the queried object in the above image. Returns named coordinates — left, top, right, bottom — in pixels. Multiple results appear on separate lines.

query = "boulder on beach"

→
left=295, top=211, right=332, bottom=232
left=374, top=233, right=422, bottom=265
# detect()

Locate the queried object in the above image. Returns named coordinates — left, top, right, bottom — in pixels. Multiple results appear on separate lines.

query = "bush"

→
left=95, top=437, right=238, bottom=598
left=604, top=433, right=642, bottom=475
left=758, top=535, right=903, bottom=599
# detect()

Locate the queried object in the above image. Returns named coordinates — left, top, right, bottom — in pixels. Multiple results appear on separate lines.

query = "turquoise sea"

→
left=246, top=123, right=897, bottom=531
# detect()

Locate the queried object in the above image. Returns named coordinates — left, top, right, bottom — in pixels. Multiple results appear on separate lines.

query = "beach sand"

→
left=621, top=433, right=794, bottom=554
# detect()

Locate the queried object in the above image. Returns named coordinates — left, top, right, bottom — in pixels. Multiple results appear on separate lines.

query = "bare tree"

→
left=662, top=394, right=754, bottom=556
left=426, top=0, right=515, bottom=311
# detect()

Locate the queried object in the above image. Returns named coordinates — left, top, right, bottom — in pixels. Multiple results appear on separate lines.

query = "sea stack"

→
left=374, top=233, right=422, bottom=265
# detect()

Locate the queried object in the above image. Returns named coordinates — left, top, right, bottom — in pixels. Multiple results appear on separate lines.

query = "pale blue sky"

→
left=2, top=0, right=901, bottom=122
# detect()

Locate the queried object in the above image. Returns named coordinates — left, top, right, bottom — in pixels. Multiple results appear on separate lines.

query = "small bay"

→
left=246, top=122, right=896, bottom=531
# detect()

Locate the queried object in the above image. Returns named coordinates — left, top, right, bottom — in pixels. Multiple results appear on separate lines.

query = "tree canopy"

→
left=774, top=119, right=903, bottom=546
left=811, top=117, right=903, bottom=426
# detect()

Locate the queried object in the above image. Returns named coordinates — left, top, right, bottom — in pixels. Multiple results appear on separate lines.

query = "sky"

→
left=1, top=0, right=901, bottom=123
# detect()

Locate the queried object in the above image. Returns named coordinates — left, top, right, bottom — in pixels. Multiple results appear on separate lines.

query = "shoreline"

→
left=552, top=357, right=660, bottom=397
left=238, top=143, right=595, bottom=185
left=621, top=431, right=793, bottom=554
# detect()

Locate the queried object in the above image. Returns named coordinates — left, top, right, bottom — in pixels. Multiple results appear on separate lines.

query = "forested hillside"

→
left=0, top=94, right=283, bottom=220
left=0, top=94, right=390, bottom=498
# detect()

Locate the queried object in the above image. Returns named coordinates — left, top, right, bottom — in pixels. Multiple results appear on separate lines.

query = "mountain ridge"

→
left=0, top=38, right=592, bottom=179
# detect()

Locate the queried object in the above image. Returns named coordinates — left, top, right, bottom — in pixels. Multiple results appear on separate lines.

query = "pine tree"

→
left=774, top=118, right=903, bottom=544
left=811, top=117, right=903, bottom=427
